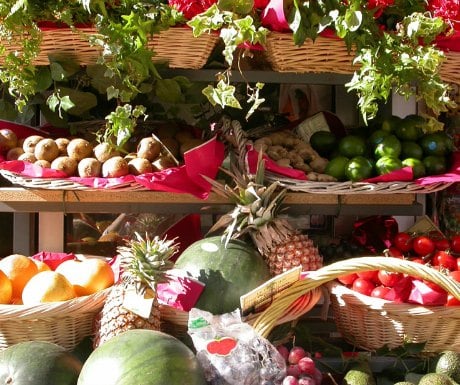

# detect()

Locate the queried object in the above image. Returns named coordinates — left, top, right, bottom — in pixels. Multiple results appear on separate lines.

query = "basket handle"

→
left=252, top=256, right=460, bottom=338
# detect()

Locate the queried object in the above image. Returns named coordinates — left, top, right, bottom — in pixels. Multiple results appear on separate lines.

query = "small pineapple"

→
left=93, top=232, right=178, bottom=348
left=206, top=156, right=323, bottom=276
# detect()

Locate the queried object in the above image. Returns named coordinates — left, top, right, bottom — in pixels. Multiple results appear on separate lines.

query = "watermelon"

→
left=0, top=340, right=82, bottom=385
left=77, top=329, right=206, bottom=385
left=174, top=236, right=270, bottom=314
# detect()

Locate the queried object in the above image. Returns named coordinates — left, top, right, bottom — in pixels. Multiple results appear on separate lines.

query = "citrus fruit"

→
left=395, top=115, right=424, bottom=141
left=32, top=259, right=51, bottom=272
left=368, top=129, right=390, bottom=148
left=55, top=257, right=114, bottom=296
left=381, top=115, right=403, bottom=133
left=419, top=132, right=454, bottom=157
left=309, top=130, right=337, bottom=157
left=324, top=156, right=350, bottom=181
left=338, top=135, right=367, bottom=158
left=423, top=155, right=447, bottom=175
left=401, top=141, right=423, bottom=160
left=374, top=135, right=402, bottom=158
left=22, top=271, right=76, bottom=305
left=402, top=158, right=426, bottom=179
left=345, top=156, right=374, bottom=182
left=0, top=270, right=12, bottom=304
left=0, top=254, right=38, bottom=300
left=375, top=156, right=403, bottom=175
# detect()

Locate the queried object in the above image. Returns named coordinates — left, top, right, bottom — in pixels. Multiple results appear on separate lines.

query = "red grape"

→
left=288, top=346, right=307, bottom=364
left=298, top=357, right=316, bottom=375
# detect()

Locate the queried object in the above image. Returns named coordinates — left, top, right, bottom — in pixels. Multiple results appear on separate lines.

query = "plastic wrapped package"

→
left=187, top=308, right=286, bottom=385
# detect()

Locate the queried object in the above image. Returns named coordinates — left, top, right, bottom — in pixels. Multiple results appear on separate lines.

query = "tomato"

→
left=352, top=277, right=375, bottom=296
left=450, top=235, right=460, bottom=254
left=449, top=270, right=460, bottom=282
left=337, top=273, right=358, bottom=286
left=446, top=294, right=460, bottom=306
left=458, top=258, right=460, bottom=271
left=433, top=251, right=457, bottom=271
left=386, top=246, right=404, bottom=258
left=410, top=257, right=425, bottom=264
left=371, top=285, right=391, bottom=299
left=412, top=235, right=435, bottom=256
left=377, top=270, right=404, bottom=287
left=434, top=237, right=451, bottom=251
left=393, top=232, right=413, bottom=253
left=357, top=270, right=379, bottom=283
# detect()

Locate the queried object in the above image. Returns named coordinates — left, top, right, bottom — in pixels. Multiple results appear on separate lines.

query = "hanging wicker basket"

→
left=0, top=288, right=109, bottom=351
left=440, top=50, right=460, bottom=85
left=252, top=256, right=460, bottom=353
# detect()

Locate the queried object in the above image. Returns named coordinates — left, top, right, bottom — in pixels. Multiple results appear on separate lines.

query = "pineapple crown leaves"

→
left=117, top=232, right=178, bottom=293
left=203, top=153, right=288, bottom=248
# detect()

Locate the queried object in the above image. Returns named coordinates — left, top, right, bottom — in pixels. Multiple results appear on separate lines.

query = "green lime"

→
left=402, top=158, right=426, bottom=179
left=374, top=135, right=402, bottom=159
left=419, top=131, right=454, bottom=157
left=401, top=141, right=424, bottom=160
left=338, top=135, right=367, bottom=158
left=375, top=156, right=403, bottom=175
left=345, top=156, right=374, bottom=182
left=368, top=129, right=391, bottom=148
left=423, top=155, right=447, bottom=175
left=324, top=156, right=350, bottom=181
left=381, top=115, right=403, bottom=133
left=395, top=118, right=424, bottom=141
left=309, top=130, right=337, bottom=157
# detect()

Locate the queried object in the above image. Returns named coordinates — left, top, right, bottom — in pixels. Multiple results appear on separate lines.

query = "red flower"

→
left=254, top=0, right=270, bottom=9
left=427, top=0, right=460, bottom=30
left=366, top=0, right=395, bottom=18
left=169, top=0, right=218, bottom=20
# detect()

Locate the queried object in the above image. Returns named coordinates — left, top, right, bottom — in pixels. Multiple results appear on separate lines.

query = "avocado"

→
left=342, top=362, right=376, bottom=385
left=436, top=351, right=460, bottom=383
left=418, top=373, right=459, bottom=385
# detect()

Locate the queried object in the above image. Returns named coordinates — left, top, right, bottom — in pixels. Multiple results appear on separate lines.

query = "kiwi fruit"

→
left=0, top=128, right=18, bottom=152
left=102, top=156, right=129, bottom=178
left=67, top=138, right=93, bottom=161
left=35, top=159, right=51, bottom=168
left=93, top=142, right=120, bottom=163
left=152, top=155, right=177, bottom=171
left=18, top=152, right=37, bottom=163
left=22, top=135, right=44, bottom=154
left=78, top=157, right=102, bottom=178
left=50, top=156, right=78, bottom=177
left=34, top=138, right=59, bottom=162
left=136, top=137, right=161, bottom=161
left=6, top=147, right=25, bottom=160
left=54, top=137, right=70, bottom=155
left=128, top=157, right=153, bottom=175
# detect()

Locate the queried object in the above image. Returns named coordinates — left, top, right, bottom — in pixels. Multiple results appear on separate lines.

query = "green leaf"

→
left=34, top=67, right=53, bottom=93
left=202, top=80, right=241, bottom=109
left=217, top=0, right=254, bottom=15
left=58, top=87, right=97, bottom=116
left=0, top=100, right=17, bottom=121
left=155, top=78, right=183, bottom=104
left=49, top=62, right=67, bottom=82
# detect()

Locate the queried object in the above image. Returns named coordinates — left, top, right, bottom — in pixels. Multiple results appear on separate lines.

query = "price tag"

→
left=122, top=287, right=155, bottom=319
left=295, top=112, right=331, bottom=143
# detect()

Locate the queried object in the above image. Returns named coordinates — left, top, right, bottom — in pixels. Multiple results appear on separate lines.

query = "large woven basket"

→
left=224, top=116, right=453, bottom=194
left=440, top=50, right=460, bottom=85
left=0, top=288, right=109, bottom=351
left=252, top=256, right=460, bottom=354
left=1, top=26, right=218, bottom=69
left=265, top=32, right=356, bottom=74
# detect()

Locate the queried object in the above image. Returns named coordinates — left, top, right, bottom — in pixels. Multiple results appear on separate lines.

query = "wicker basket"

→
left=440, top=50, right=460, bottom=85
left=252, top=256, right=460, bottom=353
left=0, top=288, right=109, bottom=351
left=1, top=26, right=218, bottom=69
left=265, top=32, right=357, bottom=74
left=224, top=116, right=453, bottom=195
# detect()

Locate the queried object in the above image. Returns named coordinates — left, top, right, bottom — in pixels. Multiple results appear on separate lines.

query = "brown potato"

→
left=34, top=138, right=59, bottom=162
left=67, top=138, right=93, bottom=161
left=50, top=156, right=78, bottom=177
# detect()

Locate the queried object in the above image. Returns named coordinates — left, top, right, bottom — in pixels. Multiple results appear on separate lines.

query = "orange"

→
left=55, top=257, right=115, bottom=296
left=22, top=271, right=76, bottom=305
left=0, top=270, right=12, bottom=304
left=0, top=254, right=38, bottom=299
left=32, top=259, right=51, bottom=272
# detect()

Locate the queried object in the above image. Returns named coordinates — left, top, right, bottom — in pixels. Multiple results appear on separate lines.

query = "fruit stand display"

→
left=1, top=1, right=460, bottom=385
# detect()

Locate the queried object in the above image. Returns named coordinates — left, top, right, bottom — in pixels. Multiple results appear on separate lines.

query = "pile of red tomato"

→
left=337, top=232, right=460, bottom=306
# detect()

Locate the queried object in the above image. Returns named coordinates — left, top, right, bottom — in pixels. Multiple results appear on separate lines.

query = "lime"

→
left=401, top=141, right=423, bottom=160
left=375, top=156, right=403, bottom=175
left=345, top=156, right=374, bottom=182
left=419, top=132, right=454, bottom=157
left=374, top=135, right=402, bottom=159
left=395, top=118, right=424, bottom=141
left=368, top=129, right=390, bottom=148
left=423, top=155, right=447, bottom=175
left=381, top=115, right=403, bottom=133
left=324, top=156, right=350, bottom=181
left=402, top=158, right=426, bottom=179
left=309, top=131, right=337, bottom=157
left=338, top=135, right=367, bottom=158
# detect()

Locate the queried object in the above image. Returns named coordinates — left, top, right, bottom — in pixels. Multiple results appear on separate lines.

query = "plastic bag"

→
left=187, top=308, right=286, bottom=385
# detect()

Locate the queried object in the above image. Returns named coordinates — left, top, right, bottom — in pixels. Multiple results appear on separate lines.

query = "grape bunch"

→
left=277, top=345, right=323, bottom=385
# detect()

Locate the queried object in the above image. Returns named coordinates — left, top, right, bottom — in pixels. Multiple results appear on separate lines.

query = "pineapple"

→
left=93, top=232, right=178, bottom=348
left=206, top=156, right=323, bottom=276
